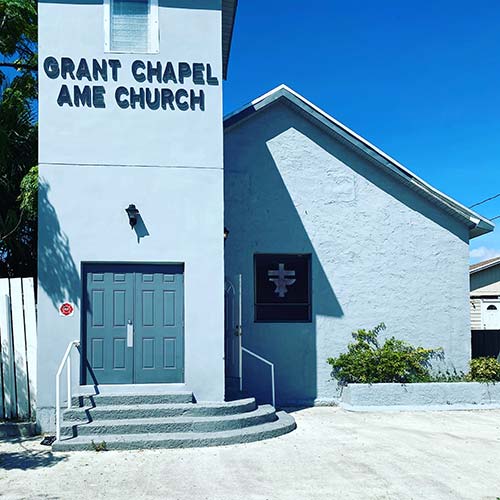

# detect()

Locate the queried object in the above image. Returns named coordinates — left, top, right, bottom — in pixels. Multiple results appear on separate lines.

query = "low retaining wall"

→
left=340, top=382, right=500, bottom=411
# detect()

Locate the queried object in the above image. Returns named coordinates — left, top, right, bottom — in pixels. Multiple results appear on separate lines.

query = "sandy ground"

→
left=0, top=407, right=499, bottom=500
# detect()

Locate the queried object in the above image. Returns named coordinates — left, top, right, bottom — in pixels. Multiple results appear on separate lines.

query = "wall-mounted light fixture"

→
left=224, top=227, right=230, bottom=241
left=125, top=204, right=140, bottom=229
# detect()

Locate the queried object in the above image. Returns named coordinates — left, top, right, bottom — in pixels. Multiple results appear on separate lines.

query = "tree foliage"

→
left=0, top=0, right=38, bottom=277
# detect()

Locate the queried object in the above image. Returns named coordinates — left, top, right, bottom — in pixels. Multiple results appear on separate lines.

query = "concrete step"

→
left=71, top=391, right=194, bottom=407
left=60, top=405, right=277, bottom=438
left=53, top=411, right=296, bottom=451
left=62, top=398, right=257, bottom=422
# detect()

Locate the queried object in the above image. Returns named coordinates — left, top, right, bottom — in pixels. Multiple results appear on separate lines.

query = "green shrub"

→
left=466, top=357, right=500, bottom=383
left=327, top=323, right=441, bottom=385
left=427, top=368, right=466, bottom=383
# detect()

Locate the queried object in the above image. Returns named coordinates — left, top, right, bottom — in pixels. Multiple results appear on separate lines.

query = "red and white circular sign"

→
left=59, top=302, right=74, bottom=317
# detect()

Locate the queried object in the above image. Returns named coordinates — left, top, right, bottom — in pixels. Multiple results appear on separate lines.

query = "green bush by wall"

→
left=467, top=357, right=500, bottom=382
left=328, top=324, right=500, bottom=385
left=327, top=324, right=440, bottom=385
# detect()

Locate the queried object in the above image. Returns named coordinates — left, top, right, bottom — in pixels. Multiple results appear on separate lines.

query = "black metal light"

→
left=224, top=226, right=230, bottom=241
left=125, top=204, right=140, bottom=229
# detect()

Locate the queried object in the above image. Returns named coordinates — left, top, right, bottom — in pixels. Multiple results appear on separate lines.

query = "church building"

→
left=37, top=0, right=494, bottom=447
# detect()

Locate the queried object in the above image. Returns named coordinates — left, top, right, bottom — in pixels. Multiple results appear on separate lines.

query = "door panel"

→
left=83, top=264, right=184, bottom=385
left=84, top=266, right=134, bottom=384
left=134, top=268, right=184, bottom=383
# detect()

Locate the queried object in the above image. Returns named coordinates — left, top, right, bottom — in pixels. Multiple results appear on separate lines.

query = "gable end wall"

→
left=224, top=101, right=471, bottom=404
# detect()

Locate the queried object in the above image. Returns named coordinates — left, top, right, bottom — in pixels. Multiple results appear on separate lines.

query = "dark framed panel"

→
left=80, top=262, right=185, bottom=385
left=254, top=254, right=312, bottom=323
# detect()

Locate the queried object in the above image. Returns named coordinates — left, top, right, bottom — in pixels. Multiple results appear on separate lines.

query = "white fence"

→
left=0, top=278, right=37, bottom=421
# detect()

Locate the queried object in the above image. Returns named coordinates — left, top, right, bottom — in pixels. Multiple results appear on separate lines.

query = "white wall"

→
left=470, top=298, right=483, bottom=330
left=39, top=2, right=223, bottom=168
left=224, top=101, right=471, bottom=405
left=38, top=0, right=225, bottom=431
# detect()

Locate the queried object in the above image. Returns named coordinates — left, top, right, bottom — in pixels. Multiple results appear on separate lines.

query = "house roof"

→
left=222, top=0, right=238, bottom=79
left=470, top=256, right=500, bottom=274
left=224, top=84, right=495, bottom=239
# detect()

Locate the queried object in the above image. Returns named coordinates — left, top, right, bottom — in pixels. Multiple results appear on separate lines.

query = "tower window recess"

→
left=105, top=0, right=159, bottom=53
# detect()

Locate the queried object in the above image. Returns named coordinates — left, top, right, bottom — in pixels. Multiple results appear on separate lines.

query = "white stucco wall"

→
left=39, top=1, right=223, bottom=168
left=38, top=0, right=225, bottom=431
left=224, top=100, right=471, bottom=405
left=341, top=382, right=500, bottom=410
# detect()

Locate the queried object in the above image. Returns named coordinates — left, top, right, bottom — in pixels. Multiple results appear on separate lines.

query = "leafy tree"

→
left=0, top=0, right=38, bottom=277
left=0, top=0, right=37, bottom=74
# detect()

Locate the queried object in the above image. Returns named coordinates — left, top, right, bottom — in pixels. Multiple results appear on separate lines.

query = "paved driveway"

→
left=1, top=407, right=499, bottom=500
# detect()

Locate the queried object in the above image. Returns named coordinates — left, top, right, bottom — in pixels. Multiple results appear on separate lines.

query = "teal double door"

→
left=83, top=264, right=184, bottom=385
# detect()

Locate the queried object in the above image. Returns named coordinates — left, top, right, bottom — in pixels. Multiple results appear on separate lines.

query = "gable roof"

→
left=224, top=84, right=495, bottom=239
left=470, top=256, right=500, bottom=274
left=222, top=0, right=238, bottom=79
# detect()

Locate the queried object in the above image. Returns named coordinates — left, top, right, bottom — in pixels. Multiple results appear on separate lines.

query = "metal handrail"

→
left=241, top=347, right=275, bottom=408
left=55, top=340, right=80, bottom=441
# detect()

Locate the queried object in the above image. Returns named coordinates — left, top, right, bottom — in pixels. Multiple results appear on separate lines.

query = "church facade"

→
left=37, top=0, right=494, bottom=431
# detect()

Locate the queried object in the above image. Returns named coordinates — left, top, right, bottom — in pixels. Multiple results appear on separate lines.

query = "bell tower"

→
left=37, top=0, right=237, bottom=431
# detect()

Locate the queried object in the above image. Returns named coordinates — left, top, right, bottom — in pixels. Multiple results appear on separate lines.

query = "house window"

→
left=105, top=0, right=159, bottom=53
left=254, top=254, right=311, bottom=322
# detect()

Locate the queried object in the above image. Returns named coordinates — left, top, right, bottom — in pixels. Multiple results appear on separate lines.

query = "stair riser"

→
left=63, top=402, right=257, bottom=422
left=71, top=393, right=193, bottom=407
left=60, top=413, right=277, bottom=438
left=54, top=420, right=297, bottom=451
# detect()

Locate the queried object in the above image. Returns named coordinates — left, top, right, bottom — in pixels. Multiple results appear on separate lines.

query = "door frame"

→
left=224, top=275, right=242, bottom=386
left=80, top=261, right=185, bottom=385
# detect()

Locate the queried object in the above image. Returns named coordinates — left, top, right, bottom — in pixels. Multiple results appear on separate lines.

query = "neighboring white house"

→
left=470, top=257, right=500, bottom=330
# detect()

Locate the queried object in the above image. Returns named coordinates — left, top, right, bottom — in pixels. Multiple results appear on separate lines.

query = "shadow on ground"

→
left=0, top=442, right=67, bottom=470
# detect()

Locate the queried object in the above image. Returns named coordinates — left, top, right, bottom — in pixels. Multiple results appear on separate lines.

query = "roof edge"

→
left=222, top=0, right=238, bottom=80
left=470, top=257, right=500, bottom=274
left=224, top=85, right=495, bottom=240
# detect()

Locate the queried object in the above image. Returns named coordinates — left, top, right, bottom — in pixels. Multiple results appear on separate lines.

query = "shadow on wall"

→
left=134, top=214, right=150, bottom=243
left=225, top=120, right=345, bottom=406
left=38, top=180, right=80, bottom=308
left=225, top=99, right=468, bottom=405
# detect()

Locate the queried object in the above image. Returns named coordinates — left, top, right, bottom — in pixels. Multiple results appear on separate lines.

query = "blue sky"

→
left=223, top=0, right=500, bottom=262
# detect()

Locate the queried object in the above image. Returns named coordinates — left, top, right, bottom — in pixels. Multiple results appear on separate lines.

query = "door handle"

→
left=127, top=320, right=134, bottom=347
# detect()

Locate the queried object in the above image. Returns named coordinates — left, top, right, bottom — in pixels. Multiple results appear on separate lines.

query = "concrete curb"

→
left=340, top=382, right=500, bottom=410
left=0, top=422, right=37, bottom=439
left=340, top=402, right=500, bottom=412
